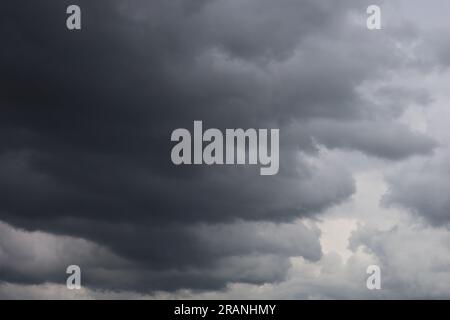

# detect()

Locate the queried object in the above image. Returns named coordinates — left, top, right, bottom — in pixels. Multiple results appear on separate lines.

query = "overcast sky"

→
left=1, top=0, right=450, bottom=299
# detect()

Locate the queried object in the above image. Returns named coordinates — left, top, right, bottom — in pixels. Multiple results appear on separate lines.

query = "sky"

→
left=1, top=0, right=450, bottom=299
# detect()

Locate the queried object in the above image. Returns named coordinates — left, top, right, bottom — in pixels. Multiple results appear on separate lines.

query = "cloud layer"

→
left=0, top=0, right=448, bottom=297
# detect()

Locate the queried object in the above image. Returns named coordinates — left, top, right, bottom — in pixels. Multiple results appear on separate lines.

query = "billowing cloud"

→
left=384, top=149, right=450, bottom=226
left=0, top=0, right=446, bottom=295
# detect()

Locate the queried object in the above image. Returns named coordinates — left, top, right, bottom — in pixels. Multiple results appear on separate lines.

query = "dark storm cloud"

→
left=0, top=0, right=437, bottom=291
left=0, top=221, right=128, bottom=286
left=0, top=219, right=320, bottom=291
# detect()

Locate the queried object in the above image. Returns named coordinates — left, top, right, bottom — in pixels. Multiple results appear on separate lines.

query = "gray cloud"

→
left=0, top=221, right=128, bottom=286
left=383, top=149, right=450, bottom=225
left=0, top=0, right=443, bottom=294
left=348, top=222, right=450, bottom=299
left=308, top=120, right=436, bottom=160
left=0, top=219, right=321, bottom=292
